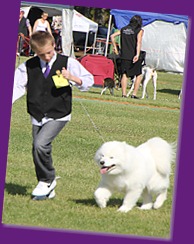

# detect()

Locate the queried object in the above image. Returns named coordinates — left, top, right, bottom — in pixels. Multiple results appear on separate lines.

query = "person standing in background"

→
left=111, top=15, right=144, bottom=98
left=33, top=12, right=52, bottom=34
left=17, top=8, right=32, bottom=56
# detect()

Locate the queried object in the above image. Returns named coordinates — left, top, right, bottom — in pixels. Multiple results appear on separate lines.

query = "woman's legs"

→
left=121, top=73, right=128, bottom=97
left=132, top=73, right=142, bottom=97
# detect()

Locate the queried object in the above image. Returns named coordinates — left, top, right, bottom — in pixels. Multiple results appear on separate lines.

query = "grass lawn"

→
left=2, top=56, right=183, bottom=239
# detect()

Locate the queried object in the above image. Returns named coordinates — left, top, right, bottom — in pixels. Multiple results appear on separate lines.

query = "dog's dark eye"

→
left=110, top=157, right=114, bottom=159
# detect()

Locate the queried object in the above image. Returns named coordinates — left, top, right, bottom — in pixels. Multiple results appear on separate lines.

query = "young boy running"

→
left=12, top=31, right=94, bottom=200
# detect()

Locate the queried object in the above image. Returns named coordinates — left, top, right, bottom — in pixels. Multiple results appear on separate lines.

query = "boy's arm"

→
left=65, top=57, right=94, bottom=91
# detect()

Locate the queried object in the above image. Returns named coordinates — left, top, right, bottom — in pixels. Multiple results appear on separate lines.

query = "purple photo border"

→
left=0, top=0, right=193, bottom=243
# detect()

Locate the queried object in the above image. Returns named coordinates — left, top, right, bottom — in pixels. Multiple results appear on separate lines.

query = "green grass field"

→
left=2, top=56, right=183, bottom=239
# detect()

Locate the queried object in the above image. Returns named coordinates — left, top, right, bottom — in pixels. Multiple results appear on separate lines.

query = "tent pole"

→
left=84, top=32, right=89, bottom=55
left=105, top=14, right=112, bottom=57
left=93, top=32, right=97, bottom=54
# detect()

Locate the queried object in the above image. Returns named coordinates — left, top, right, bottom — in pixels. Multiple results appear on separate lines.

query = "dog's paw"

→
left=153, top=191, right=167, bottom=209
left=94, top=187, right=112, bottom=209
left=153, top=201, right=163, bottom=209
left=138, top=203, right=153, bottom=210
left=97, top=201, right=107, bottom=209
left=94, top=197, right=107, bottom=209
left=117, top=205, right=132, bottom=213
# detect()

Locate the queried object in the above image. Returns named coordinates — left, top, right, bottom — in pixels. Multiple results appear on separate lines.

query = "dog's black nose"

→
left=100, top=161, right=105, bottom=166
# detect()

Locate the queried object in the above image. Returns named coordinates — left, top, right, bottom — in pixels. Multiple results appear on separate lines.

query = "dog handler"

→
left=111, top=15, right=144, bottom=98
left=12, top=31, right=94, bottom=200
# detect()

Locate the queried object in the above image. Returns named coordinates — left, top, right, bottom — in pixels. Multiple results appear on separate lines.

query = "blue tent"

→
left=109, top=9, right=189, bottom=73
left=110, top=9, right=188, bottom=29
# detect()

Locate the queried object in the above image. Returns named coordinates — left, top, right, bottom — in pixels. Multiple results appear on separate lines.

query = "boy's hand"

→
left=62, top=67, right=82, bottom=86
left=62, top=67, right=71, bottom=80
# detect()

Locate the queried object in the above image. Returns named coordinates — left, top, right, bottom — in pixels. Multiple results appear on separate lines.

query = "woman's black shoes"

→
left=131, top=95, right=139, bottom=99
left=121, top=95, right=140, bottom=99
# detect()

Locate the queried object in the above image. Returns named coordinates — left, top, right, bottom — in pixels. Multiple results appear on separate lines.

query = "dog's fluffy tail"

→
left=147, top=137, right=176, bottom=176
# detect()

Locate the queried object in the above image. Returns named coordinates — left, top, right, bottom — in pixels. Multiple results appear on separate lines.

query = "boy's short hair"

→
left=30, top=31, right=55, bottom=51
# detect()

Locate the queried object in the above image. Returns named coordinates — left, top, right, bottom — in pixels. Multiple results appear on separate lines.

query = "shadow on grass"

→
left=89, top=90, right=101, bottom=95
left=158, top=88, right=180, bottom=96
left=5, top=183, right=28, bottom=196
left=73, top=198, right=122, bottom=207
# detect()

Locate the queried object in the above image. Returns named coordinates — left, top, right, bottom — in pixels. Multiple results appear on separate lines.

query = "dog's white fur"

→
left=127, top=66, right=158, bottom=100
left=94, top=137, right=175, bottom=213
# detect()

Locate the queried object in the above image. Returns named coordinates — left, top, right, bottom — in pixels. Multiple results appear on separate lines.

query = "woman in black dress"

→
left=111, top=15, right=144, bottom=98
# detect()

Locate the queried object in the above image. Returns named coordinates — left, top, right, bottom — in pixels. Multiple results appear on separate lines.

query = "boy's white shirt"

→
left=12, top=52, right=94, bottom=126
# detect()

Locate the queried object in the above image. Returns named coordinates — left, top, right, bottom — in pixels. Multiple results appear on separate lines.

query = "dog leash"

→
left=79, top=99, right=106, bottom=143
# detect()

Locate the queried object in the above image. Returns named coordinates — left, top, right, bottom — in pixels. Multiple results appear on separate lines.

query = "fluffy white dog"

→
left=94, top=137, right=175, bottom=213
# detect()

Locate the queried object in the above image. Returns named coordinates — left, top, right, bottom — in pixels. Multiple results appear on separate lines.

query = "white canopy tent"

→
left=141, top=20, right=187, bottom=73
left=72, top=10, right=98, bottom=55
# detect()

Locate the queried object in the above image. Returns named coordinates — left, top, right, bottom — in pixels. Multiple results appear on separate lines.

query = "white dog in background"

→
left=94, top=137, right=175, bottom=213
left=127, top=66, right=158, bottom=100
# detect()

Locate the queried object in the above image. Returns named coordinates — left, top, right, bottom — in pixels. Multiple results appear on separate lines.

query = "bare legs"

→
left=121, top=73, right=142, bottom=97
left=121, top=73, right=128, bottom=97
left=132, top=74, right=142, bottom=96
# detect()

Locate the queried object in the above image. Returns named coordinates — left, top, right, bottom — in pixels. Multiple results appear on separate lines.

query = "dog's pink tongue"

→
left=100, top=168, right=107, bottom=174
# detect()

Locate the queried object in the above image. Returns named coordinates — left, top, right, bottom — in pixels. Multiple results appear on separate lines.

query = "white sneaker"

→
left=32, top=190, right=56, bottom=200
left=48, top=189, right=55, bottom=199
left=32, top=180, right=57, bottom=197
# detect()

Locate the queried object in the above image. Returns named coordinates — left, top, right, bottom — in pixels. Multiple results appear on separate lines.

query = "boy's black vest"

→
left=26, top=54, right=72, bottom=122
left=18, top=17, right=28, bottom=36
